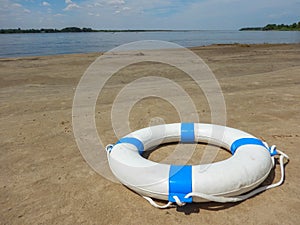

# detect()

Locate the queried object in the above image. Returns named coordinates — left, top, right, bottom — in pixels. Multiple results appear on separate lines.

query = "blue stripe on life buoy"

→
left=168, top=165, right=192, bottom=203
left=116, top=137, right=144, bottom=155
left=181, top=123, right=195, bottom=143
left=230, top=138, right=267, bottom=155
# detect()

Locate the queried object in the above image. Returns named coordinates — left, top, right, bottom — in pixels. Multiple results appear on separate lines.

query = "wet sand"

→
left=1, top=44, right=300, bottom=224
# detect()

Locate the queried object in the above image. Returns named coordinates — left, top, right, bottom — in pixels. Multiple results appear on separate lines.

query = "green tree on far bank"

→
left=240, top=21, right=300, bottom=31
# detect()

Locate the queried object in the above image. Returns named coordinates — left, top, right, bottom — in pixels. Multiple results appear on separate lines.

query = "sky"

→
left=0, top=0, right=299, bottom=30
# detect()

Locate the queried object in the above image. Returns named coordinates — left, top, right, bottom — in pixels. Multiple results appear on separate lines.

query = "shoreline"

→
left=1, top=43, right=300, bottom=60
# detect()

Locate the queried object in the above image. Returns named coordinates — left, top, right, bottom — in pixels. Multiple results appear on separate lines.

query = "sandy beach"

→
left=1, top=44, right=300, bottom=224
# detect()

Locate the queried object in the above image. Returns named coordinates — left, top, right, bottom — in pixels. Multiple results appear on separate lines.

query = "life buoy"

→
left=106, top=123, right=289, bottom=208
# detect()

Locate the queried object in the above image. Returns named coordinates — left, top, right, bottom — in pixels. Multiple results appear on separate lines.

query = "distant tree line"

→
left=0, top=27, right=96, bottom=34
left=240, top=21, right=300, bottom=31
left=0, top=27, right=172, bottom=34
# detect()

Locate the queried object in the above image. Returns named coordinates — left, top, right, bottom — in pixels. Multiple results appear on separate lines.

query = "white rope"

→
left=143, top=148, right=289, bottom=208
left=142, top=196, right=186, bottom=208
left=142, top=196, right=175, bottom=209
left=186, top=149, right=289, bottom=203
left=173, top=196, right=186, bottom=207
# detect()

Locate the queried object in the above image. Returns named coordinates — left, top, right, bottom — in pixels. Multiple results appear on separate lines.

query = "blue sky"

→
left=0, top=0, right=299, bottom=29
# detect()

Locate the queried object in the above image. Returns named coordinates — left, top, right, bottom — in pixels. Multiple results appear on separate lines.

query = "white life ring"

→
left=106, top=123, right=289, bottom=208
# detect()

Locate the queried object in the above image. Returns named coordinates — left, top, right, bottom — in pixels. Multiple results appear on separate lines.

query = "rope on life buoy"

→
left=142, top=146, right=289, bottom=208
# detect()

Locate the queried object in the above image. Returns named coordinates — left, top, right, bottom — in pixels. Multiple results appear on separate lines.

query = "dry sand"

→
left=1, top=44, right=300, bottom=224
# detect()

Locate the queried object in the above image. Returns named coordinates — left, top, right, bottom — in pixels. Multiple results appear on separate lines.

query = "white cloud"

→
left=81, top=0, right=132, bottom=17
left=42, top=1, right=50, bottom=7
left=112, top=6, right=131, bottom=14
left=122, top=6, right=130, bottom=11
left=12, top=3, right=22, bottom=8
left=24, top=9, right=31, bottom=13
left=94, top=2, right=102, bottom=7
left=64, top=0, right=81, bottom=11
left=107, top=0, right=125, bottom=6
left=64, top=3, right=80, bottom=11
left=88, top=11, right=100, bottom=17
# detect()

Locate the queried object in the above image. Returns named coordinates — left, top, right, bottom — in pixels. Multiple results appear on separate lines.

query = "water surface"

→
left=0, top=30, right=299, bottom=58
